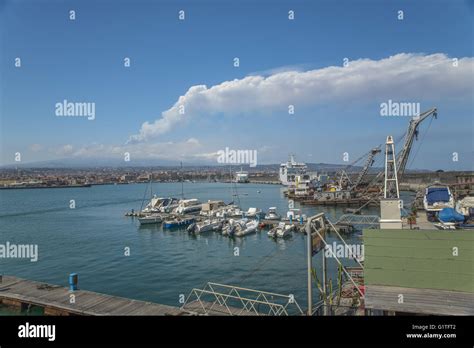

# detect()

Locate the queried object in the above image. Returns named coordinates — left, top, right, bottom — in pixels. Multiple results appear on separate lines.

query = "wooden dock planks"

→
left=0, top=275, right=185, bottom=316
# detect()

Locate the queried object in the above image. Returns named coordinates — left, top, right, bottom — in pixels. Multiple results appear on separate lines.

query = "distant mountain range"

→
left=0, top=157, right=432, bottom=173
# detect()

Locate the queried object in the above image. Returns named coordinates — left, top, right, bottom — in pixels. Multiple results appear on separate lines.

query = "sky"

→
left=0, top=0, right=473, bottom=170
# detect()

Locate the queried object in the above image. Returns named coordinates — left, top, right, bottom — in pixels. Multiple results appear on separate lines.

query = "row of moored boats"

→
left=136, top=197, right=306, bottom=238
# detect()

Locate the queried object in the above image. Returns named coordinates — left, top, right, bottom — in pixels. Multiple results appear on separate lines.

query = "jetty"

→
left=0, top=276, right=302, bottom=316
left=0, top=275, right=185, bottom=316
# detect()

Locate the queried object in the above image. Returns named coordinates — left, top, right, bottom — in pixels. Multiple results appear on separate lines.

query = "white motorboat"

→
left=138, top=214, right=163, bottom=225
left=175, top=199, right=202, bottom=214
left=234, top=220, right=259, bottom=237
left=277, top=224, right=295, bottom=238
left=222, top=218, right=247, bottom=236
left=264, top=207, right=281, bottom=220
left=187, top=219, right=223, bottom=234
left=141, top=196, right=166, bottom=214
left=268, top=222, right=294, bottom=238
left=159, top=198, right=181, bottom=213
left=423, top=184, right=455, bottom=212
left=245, top=207, right=262, bottom=218
left=216, top=205, right=245, bottom=219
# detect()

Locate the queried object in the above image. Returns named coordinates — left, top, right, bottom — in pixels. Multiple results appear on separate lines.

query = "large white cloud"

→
left=128, top=53, right=473, bottom=143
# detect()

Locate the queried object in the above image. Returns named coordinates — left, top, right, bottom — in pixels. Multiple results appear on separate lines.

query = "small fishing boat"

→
left=187, top=219, right=222, bottom=234
left=264, top=207, right=281, bottom=220
left=163, top=217, right=195, bottom=229
left=268, top=222, right=294, bottom=238
left=138, top=214, right=163, bottom=225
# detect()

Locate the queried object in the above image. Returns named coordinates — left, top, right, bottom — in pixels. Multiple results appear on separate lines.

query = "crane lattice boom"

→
left=396, top=107, right=437, bottom=178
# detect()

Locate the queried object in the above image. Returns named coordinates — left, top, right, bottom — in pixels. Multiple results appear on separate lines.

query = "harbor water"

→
left=0, top=182, right=414, bottom=314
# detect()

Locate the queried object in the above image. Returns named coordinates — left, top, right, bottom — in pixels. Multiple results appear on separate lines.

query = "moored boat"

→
left=456, top=196, right=474, bottom=217
left=264, top=207, right=281, bottom=220
left=175, top=199, right=202, bottom=214
left=159, top=197, right=181, bottom=213
left=222, top=218, right=246, bottom=236
left=268, top=222, right=294, bottom=238
left=200, top=200, right=226, bottom=217
left=423, top=184, right=454, bottom=212
left=141, top=196, right=166, bottom=214
left=138, top=214, right=163, bottom=225
left=245, top=207, right=262, bottom=218
left=163, top=217, right=195, bottom=229
left=234, top=220, right=259, bottom=237
left=187, top=219, right=223, bottom=234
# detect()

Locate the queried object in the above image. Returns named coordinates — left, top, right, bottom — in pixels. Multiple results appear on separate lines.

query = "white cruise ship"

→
left=279, top=155, right=308, bottom=186
left=235, top=168, right=249, bottom=183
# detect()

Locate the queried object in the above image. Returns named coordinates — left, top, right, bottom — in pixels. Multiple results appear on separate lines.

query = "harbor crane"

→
left=330, top=107, right=437, bottom=197
left=362, top=107, right=438, bottom=193
left=396, top=107, right=437, bottom=179
left=352, top=146, right=381, bottom=190
left=334, top=147, right=382, bottom=191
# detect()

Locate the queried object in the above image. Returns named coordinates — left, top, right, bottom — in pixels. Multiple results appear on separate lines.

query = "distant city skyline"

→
left=1, top=0, right=473, bottom=170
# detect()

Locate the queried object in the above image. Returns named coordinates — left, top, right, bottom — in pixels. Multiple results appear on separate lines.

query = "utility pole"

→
left=306, top=220, right=313, bottom=316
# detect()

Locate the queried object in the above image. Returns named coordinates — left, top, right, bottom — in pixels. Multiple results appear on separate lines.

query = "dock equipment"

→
left=181, top=282, right=304, bottom=316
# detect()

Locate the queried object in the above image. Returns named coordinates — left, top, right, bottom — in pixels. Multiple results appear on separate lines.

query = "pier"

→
left=0, top=275, right=185, bottom=316
left=0, top=276, right=284, bottom=316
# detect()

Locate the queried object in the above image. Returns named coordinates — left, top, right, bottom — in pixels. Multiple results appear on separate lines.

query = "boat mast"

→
left=150, top=169, right=153, bottom=198
left=180, top=162, right=184, bottom=199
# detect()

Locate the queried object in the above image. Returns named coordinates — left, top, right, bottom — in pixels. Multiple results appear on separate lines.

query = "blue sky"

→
left=1, top=0, right=473, bottom=169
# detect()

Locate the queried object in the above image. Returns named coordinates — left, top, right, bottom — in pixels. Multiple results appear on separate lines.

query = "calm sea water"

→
left=0, top=182, right=413, bottom=313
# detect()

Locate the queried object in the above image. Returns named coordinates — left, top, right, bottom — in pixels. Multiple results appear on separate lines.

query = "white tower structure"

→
left=380, top=136, right=402, bottom=229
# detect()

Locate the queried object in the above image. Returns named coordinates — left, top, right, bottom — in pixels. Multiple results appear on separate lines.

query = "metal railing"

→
left=181, top=282, right=304, bottom=316
left=335, top=214, right=380, bottom=226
